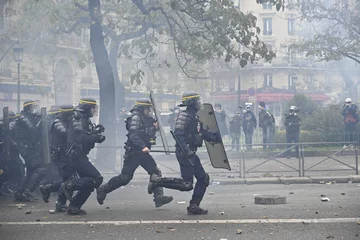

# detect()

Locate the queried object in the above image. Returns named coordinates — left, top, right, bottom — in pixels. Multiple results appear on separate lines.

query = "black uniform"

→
left=39, top=105, right=74, bottom=212
left=14, top=103, right=46, bottom=202
left=342, top=103, right=358, bottom=143
left=149, top=92, right=220, bottom=215
left=61, top=99, right=104, bottom=215
left=96, top=103, right=173, bottom=208
left=284, top=113, right=301, bottom=158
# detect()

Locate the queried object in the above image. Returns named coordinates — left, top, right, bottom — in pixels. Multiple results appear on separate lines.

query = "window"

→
left=263, top=18, right=272, bottom=35
left=288, top=74, right=297, bottom=90
left=263, top=2, right=272, bottom=9
left=288, top=19, right=295, bottom=35
left=264, top=74, right=273, bottom=87
left=307, top=74, right=314, bottom=88
left=288, top=47, right=296, bottom=63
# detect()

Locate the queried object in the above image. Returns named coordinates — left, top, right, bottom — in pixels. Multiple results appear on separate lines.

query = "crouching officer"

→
left=61, top=98, right=105, bottom=215
left=40, top=105, right=74, bottom=212
left=148, top=92, right=221, bottom=215
left=284, top=106, right=301, bottom=159
left=96, top=98, right=173, bottom=208
left=14, top=101, right=46, bottom=202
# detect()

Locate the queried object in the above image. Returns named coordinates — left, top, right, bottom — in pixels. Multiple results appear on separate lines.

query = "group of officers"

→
left=0, top=91, right=221, bottom=216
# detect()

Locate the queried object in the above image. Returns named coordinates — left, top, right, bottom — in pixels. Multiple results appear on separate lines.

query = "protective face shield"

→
left=345, top=98, right=352, bottom=104
left=143, top=106, right=153, bottom=116
left=29, top=104, right=40, bottom=114
left=195, top=97, right=203, bottom=110
left=90, top=105, right=98, bottom=117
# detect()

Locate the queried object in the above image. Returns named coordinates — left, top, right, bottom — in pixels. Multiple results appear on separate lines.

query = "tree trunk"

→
left=88, top=0, right=116, bottom=170
left=109, top=38, right=127, bottom=147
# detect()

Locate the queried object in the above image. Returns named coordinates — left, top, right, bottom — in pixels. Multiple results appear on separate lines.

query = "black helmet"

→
left=134, top=98, right=152, bottom=112
left=78, top=98, right=97, bottom=117
left=9, top=111, right=16, bottom=118
left=23, top=100, right=39, bottom=114
left=59, top=104, right=74, bottom=118
left=180, top=91, right=202, bottom=110
left=48, top=105, right=61, bottom=116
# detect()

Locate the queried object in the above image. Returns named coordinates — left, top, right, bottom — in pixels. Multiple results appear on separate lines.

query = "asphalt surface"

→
left=1, top=183, right=360, bottom=240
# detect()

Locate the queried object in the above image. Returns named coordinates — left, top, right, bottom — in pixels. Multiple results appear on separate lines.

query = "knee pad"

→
left=153, top=167, right=162, bottom=177
left=205, top=173, right=210, bottom=187
left=36, top=167, right=47, bottom=176
left=179, top=182, right=193, bottom=191
left=119, top=173, right=132, bottom=185
left=94, top=176, right=103, bottom=188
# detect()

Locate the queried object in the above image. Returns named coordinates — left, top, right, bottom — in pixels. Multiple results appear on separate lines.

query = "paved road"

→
left=1, top=183, right=360, bottom=239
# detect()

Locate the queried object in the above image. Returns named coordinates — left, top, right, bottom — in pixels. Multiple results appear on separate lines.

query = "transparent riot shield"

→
left=3, top=107, right=10, bottom=165
left=197, top=103, right=231, bottom=170
left=41, top=107, right=50, bottom=164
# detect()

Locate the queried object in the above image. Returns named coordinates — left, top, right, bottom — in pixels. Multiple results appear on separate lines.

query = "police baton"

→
left=170, top=131, right=194, bottom=166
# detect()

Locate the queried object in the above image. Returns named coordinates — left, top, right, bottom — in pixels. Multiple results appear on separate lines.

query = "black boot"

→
left=154, top=196, right=173, bottom=208
left=39, top=185, right=51, bottom=203
left=66, top=206, right=87, bottom=215
left=14, top=192, right=30, bottom=202
left=61, top=181, right=74, bottom=202
left=187, top=203, right=208, bottom=215
left=55, top=202, right=67, bottom=213
left=96, top=184, right=109, bottom=205
left=24, top=191, right=38, bottom=200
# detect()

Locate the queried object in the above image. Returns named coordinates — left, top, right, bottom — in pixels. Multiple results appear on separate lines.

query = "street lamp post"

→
left=13, top=47, right=24, bottom=113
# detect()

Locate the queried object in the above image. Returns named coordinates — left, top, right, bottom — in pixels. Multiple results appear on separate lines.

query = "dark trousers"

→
left=107, top=153, right=159, bottom=191
left=286, top=133, right=299, bottom=158
left=230, top=133, right=240, bottom=150
left=244, top=130, right=254, bottom=149
left=345, top=124, right=357, bottom=144
left=176, top=150, right=207, bottom=205
left=17, top=148, right=45, bottom=194
left=7, top=150, right=25, bottom=188
left=69, top=155, right=102, bottom=209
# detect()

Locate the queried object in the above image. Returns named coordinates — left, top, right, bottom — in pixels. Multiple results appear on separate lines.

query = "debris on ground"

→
left=48, top=210, right=55, bottom=214
left=25, top=210, right=31, bottom=214
left=167, top=227, right=175, bottom=232
left=319, top=181, right=325, bottom=184
left=321, top=197, right=330, bottom=202
left=212, top=182, right=220, bottom=185
left=177, top=201, right=186, bottom=204
left=155, top=230, right=164, bottom=233
left=209, top=192, right=215, bottom=195
left=35, top=219, right=40, bottom=222
left=236, top=229, right=242, bottom=234
left=262, top=173, right=273, bottom=177
left=326, top=235, right=334, bottom=239
left=315, top=211, right=319, bottom=214
left=90, top=225, right=94, bottom=228
left=227, top=175, right=235, bottom=178
left=320, top=194, right=326, bottom=197
left=341, top=193, right=345, bottom=195
left=289, top=192, right=294, bottom=195
left=240, top=205, right=245, bottom=208
left=220, top=211, right=225, bottom=215
left=17, top=206, right=23, bottom=210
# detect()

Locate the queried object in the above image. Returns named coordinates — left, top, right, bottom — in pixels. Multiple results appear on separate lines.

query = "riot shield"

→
left=3, top=107, right=10, bottom=165
left=197, top=103, right=231, bottom=170
left=149, top=91, right=170, bottom=154
left=41, top=107, right=50, bottom=164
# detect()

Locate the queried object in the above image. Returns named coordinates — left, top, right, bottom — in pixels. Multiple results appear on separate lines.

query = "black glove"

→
left=94, top=134, right=106, bottom=143
left=95, top=124, right=105, bottom=133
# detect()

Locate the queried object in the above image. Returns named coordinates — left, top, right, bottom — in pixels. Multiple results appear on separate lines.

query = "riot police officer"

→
left=1, top=111, right=25, bottom=193
left=148, top=92, right=221, bottom=215
left=39, top=105, right=74, bottom=212
left=14, top=100, right=46, bottom=202
left=96, top=98, right=173, bottom=208
left=284, top=106, right=301, bottom=158
left=61, top=98, right=105, bottom=215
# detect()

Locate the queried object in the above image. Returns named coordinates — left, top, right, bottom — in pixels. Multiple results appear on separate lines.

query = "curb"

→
left=101, top=175, right=360, bottom=186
